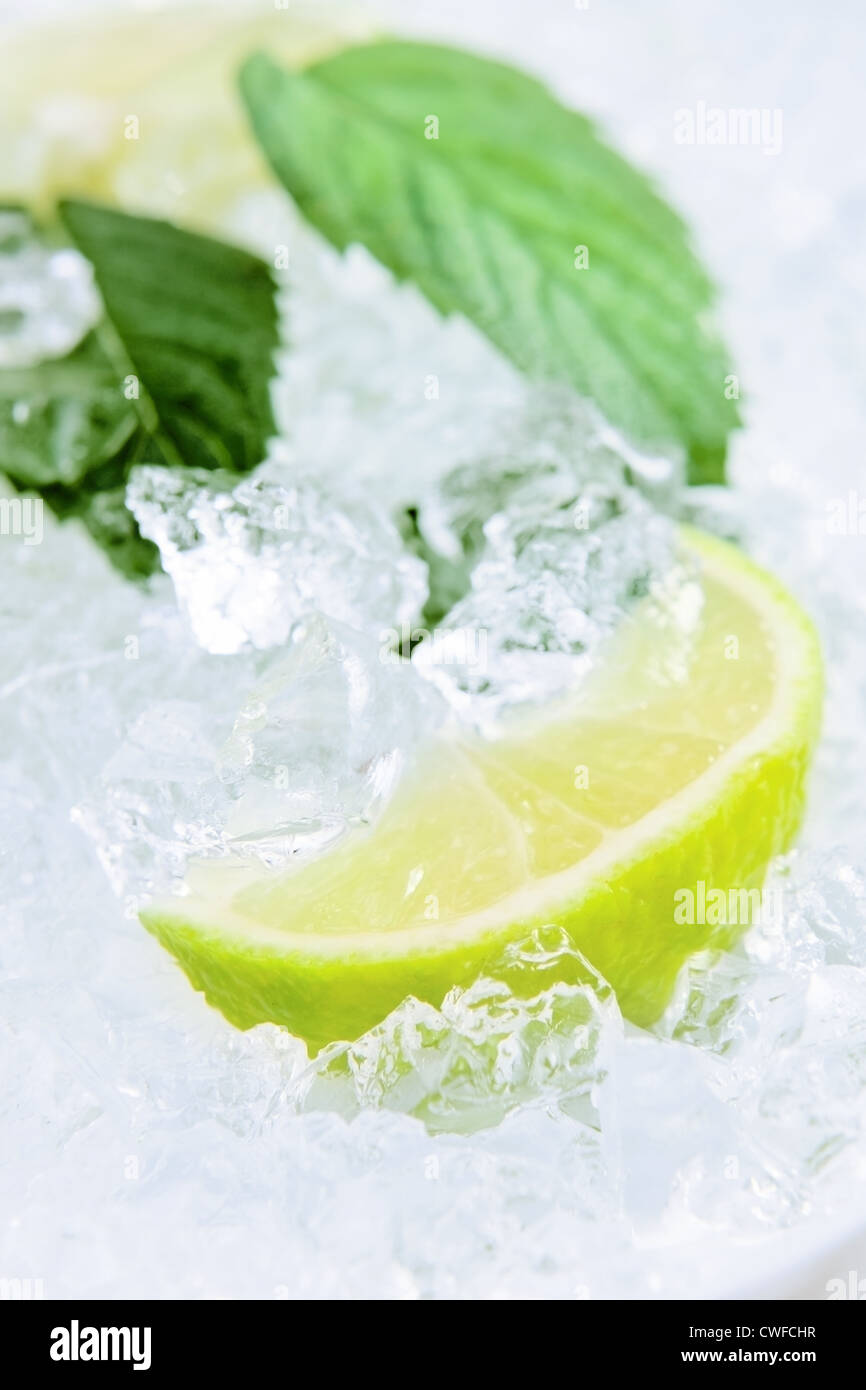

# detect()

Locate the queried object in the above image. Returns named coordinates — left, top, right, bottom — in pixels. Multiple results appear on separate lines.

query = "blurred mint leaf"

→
left=41, top=427, right=161, bottom=578
left=58, top=199, right=280, bottom=474
left=241, top=42, right=738, bottom=482
left=0, top=204, right=281, bottom=578
left=0, top=330, right=138, bottom=490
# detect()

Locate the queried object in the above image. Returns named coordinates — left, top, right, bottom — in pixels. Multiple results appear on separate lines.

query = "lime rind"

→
left=142, top=529, right=823, bottom=1050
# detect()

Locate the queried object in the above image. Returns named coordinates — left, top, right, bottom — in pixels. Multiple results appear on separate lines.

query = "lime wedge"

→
left=142, top=530, right=822, bottom=1050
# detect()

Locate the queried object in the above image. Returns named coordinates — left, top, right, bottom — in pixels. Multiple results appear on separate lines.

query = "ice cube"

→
left=405, top=386, right=681, bottom=723
left=216, top=614, right=443, bottom=868
left=414, top=386, right=681, bottom=568
left=75, top=695, right=240, bottom=908
left=228, top=194, right=526, bottom=513
left=0, top=210, right=99, bottom=368
left=75, top=612, right=441, bottom=900
left=295, top=925, right=621, bottom=1135
left=5, top=6, right=866, bottom=1299
left=127, top=456, right=428, bottom=655
left=412, top=447, right=677, bottom=724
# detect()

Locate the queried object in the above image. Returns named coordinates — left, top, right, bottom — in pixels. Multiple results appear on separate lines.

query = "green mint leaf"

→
left=41, top=427, right=161, bottom=579
left=58, top=199, right=280, bottom=474
left=240, top=42, right=738, bottom=482
left=0, top=327, right=160, bottom=578
left=0, top=330, right=139, bottom=490
left=0, top=209, right=157, bottom=576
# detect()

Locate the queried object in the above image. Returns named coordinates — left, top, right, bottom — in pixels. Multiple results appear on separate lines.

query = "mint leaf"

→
left=0, top=323, right=161, bottom=578
left=41, top=428, right=161, bottom=578
left=240, top=42, right=738, bottom=481
left=0, top=330, right=139, bottom=490
left=58, top=199, right=280, bottom=474
left=1, top=203, right=280, bottom=578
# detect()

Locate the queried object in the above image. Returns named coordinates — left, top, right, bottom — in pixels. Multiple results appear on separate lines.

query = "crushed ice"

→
left=3, top=8, right=866, bottom=1296
left=293, top=926, right=619, bottom=1136
left=0, top=209, right=99, bottom=368
left=127, top=455, right=428, bottom=656
left=410, top=396, right=679, bottom=721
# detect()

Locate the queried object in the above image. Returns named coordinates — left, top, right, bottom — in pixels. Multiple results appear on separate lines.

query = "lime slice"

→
left=142, top=530, right=822, bottom=1051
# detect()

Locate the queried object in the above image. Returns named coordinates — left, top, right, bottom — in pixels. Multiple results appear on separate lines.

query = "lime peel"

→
left=142, top=529, right=823, bottom=1051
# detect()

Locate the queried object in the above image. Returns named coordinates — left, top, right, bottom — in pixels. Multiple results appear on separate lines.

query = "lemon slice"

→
left=1, top=4, right=361, bottom=230
left=142, top=530, right=822, bottom=1050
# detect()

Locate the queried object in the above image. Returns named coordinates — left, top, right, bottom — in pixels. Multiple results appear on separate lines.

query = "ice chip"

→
left=75, top=688, right=248, bottom=909
left=414, top=386, right=681, bottom=574
left=407, top=387, right=681, bottom=723
left=785, top=855, right=866, bottom=969
left=413, top=465, right=677, bottom=724
left=0, top=210, right=100, bottom=367
left=76, top=610, right=442, bottom=900
left=295, top=926, right=620, bottom=1134
left=233, top=195, right=525, bottom=512
left=5, top=40, right=866, bottom=1299
left=216, top=615, right=443, bottom=868
left=127, top=457, right=428, bottom=655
